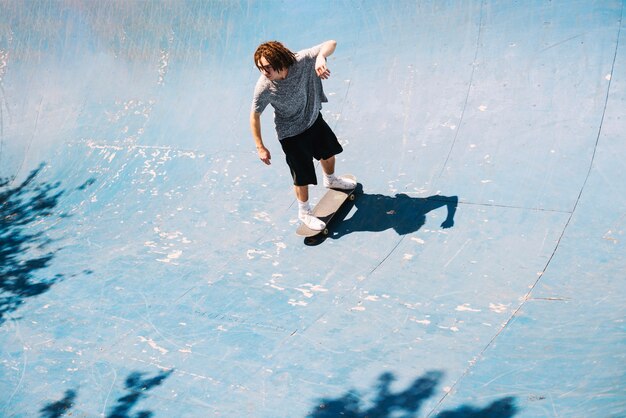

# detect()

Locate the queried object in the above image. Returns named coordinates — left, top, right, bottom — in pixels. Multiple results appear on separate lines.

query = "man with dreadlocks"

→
left=250, top=40, right=355, bottom=231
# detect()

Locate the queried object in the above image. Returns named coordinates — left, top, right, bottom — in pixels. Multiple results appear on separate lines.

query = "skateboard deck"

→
left=296, top=174, right=357, bottom=238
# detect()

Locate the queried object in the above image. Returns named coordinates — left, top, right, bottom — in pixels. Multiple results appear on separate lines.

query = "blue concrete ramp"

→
left=1, top=1, right=624, bottom=417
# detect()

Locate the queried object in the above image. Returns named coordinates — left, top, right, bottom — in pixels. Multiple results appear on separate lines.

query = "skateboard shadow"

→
left=329, top=184, right=458, bottom=239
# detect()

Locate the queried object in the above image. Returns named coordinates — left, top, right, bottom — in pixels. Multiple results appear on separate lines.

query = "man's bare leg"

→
left=295, top=185, right=309, bottom=203
left=320, top=155, right=336, bottom=175
left=320, top=155, right=355, bottom=189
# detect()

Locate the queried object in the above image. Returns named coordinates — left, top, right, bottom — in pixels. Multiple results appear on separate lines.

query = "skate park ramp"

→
left=1, top=1, right=625, bottom=417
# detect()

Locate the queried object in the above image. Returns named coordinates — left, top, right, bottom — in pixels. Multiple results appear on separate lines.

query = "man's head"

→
left=254, top=41, right=296, bottom=80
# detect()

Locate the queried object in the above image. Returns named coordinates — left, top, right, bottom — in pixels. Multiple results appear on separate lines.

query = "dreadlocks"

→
left=254, top=41, right=297, bottom=72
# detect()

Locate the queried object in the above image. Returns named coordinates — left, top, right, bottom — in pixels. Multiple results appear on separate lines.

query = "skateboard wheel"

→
left=322, top=228, right=329, bottom=236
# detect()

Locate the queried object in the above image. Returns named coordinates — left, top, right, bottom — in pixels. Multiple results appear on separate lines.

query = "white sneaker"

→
left=299, top=211, right=326, bottom=231
left=324, top=175, right=356, bottom=190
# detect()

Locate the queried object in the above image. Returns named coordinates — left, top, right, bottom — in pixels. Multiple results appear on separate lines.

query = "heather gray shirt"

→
left=252, top=44, right=328, bottom=140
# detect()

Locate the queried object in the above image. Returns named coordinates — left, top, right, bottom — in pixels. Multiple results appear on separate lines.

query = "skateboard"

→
left=296, top=174, right=357, bottom=238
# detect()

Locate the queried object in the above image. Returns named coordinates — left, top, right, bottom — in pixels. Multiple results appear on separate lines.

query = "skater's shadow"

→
left=331, top=184, right=458, bottom=239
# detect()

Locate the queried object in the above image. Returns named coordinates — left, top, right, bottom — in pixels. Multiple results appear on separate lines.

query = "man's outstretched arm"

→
left=250, top=111, right=271, bottom=165
left=315, top=40, right=337, bottom=79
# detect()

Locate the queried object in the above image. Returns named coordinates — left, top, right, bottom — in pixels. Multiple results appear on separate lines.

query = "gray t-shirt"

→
left=251, top=44, right=328, bottom=140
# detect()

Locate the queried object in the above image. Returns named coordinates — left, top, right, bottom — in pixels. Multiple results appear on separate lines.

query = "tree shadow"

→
left=309, top=371, right=442, bottom=417
left=0, top=164, right=67, bottom=325
left=107, top=369, right=174, bottom=418
left=39, top=369, right=174, bottom=418
left=435, top=396, right=518, bottom=418
left=331, top=184, right=458, bottom=239
left=39, top=389, right=77, bottom=418
left=307, top=371, right=517, bottom=418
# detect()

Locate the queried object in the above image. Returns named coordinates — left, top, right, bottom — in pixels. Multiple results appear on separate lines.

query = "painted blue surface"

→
left=0, top=1, right=624, bottom=417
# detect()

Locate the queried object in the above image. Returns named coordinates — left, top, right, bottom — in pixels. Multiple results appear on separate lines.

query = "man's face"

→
left=257, top=56, right=283, bottom=81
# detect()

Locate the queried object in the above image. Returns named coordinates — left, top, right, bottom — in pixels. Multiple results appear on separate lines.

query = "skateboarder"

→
left=250, top=40, right=355, bottom=231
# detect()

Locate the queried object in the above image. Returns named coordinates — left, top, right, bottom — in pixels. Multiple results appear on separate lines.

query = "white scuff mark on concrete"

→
left=295, top=287, right=314, bottom=298
left=266, top=273, right=284, bottom=289
left=489, top=303, right=508, bottom=313
left=439, top=326, right=460, bottom=332
left=246, top=249, right=261, bottom=259
left=295, top=283, right=328, bottom=298
left=411, top=237, right=425, bottom=244
left=268, top=283, right=284, bottom=291
left=0, top=49, right=9, bottom=82
left=153, top=227, right=184, bottom=240
left=158, top=47, right=170, bottom=85
left=275, top=241, right=287, bottom=255
left=455, top=304, right=481, bottom=312
left=288, top=299, right=307, bottom=307
left=441, top=120, right=457, bottom=130
left=247, top=249, right=269, bottom=260
left=603, top=229, right=619, bottom=243
left=157, top=250, right=182, bottom=264
left=253, top=212, right=271, bottom=222
left=307, top=284, right=328, bottom=293
left=138, top=336, right=168, bottom=355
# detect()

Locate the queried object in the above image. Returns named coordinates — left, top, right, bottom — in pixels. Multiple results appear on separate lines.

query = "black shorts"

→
left=280, top=114, right=343, bottom=186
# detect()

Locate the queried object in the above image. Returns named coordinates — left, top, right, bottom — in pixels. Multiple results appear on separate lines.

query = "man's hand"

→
left=257, top=146, right=271, bottom=165
left=315, top=55, right=331, bottom=79
left=315, top=40, right=336, bottom=79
